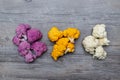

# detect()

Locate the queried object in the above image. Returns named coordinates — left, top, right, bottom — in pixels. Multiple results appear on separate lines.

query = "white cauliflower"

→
left=82, top=36, right=99, bottom=54
left=93, top=46, right=107, bottom=59
left=92, top=24, right=107, bottom=38
left=98, top=38, right=110, bottom=46
left=82, top=24, right=110, bottom=60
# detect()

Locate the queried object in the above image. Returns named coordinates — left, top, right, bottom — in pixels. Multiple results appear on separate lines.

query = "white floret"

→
left=98, top=38, right=110, bottom=46
left=92, top=24, right=107, bottom=38
left=93, top=46, right=107, bottom=59
left=82, top=36, right=99, bottom=54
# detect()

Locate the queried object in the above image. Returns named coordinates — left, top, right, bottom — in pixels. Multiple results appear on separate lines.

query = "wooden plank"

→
left=0, top=0, right=119, bottom=80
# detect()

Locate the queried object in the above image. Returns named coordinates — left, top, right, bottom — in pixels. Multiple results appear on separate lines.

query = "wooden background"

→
left=0, top=0, right=120, bottom=80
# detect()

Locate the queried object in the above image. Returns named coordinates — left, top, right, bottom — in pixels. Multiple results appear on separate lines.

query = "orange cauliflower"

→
left=48, top=26, right=80, bottom=61
left=48, top=26, right=63, bottom=42
left=51, top=38, right=75, bottom=61
left=51, top=44, right=66, bottom=61
left=56, top=38, right=69, bottom=46
left=65, top=43, right=75, bottom=53
left=63, top=28, right=80, bottom=43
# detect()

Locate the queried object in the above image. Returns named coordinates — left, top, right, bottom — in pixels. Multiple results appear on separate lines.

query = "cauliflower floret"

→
left=63, top=28, right=80, bottom=43
left=48, top=26, right=63, bottom=42
left=18, top=41, right=31, bottom=56
left=31, top=42, right=47, bottom=57
left=65, top=42, right=75, bottom=53
left=51, top=44, right=66, bottom=61
left=27, top=28, right=42, bottom=43
left=16, top=24, right=31, bottom=39
left=25, top=51, right=36, bottom=63
left=82, top=36, right=99, bottom=54
left=56, top=38, right=69, bottom=46
left=12, top=35, right=21, bottom=46
left=92, top=24, right=110, bottom=46
left=13, top=24, right=31, bottom=46
left=92, top=24, right=107, bottom=38
left=51, top=38, right=75, bottom=61
left=93, top=46, right=107, bottom=59
left=98, top=38, right=110, bottom=46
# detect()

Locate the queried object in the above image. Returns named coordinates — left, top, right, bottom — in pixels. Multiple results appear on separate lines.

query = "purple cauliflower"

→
left=12, top=35, right=27, bottom=46
left=13, top=24, right=47, bottom=63
left=13, top=24, right=31, bottom=46
left=16, top=24, right=31, bottom=39
left=12, top=35, right=21, bottom=46
left=25, top=51, right=36, bottom=63
left=18, top=41, right=31, bottom=56
left=27, top=28, right=42, bottom=43
left=31, top=42, right=47, bottom=57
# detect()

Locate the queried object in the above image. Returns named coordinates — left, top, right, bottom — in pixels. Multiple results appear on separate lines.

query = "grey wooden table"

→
left=0, top=0, right=120, bottom=80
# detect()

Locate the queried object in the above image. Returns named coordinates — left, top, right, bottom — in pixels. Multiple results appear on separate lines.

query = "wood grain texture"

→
left=0, top=0, right=120, bottom=80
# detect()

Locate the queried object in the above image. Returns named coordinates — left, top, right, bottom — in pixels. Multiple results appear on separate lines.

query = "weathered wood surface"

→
left=0, top=0, right=120, bottom=80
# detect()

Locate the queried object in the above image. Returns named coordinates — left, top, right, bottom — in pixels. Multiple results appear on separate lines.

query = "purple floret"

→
left=31, top=42, right=47, bottom=57
left=27, top=28, right=42, bottom=43
left=18, top=41, right=31, bottom=56
left=12, top=35, right=21, bottom=46
left=25, top=51, right=36, bottom=63
left=16, top=24, right=31, bottom=39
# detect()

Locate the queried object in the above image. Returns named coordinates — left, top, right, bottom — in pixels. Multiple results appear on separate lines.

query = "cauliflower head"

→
left=93, top=46, right=107, bottom=59
left=98, top=38, right=110, bottom=46
left=82, top=24, right=110, bottom=60
left=51, top=44, right=66, bottom=61
left=82, top=36, right=99, bottom=54
left=92, top=24, right=107, bottom=38
left=63, top=28, right=80, bottom=43
left=65, top=43, right=75, bottom=53
left=48, top=26, right=63, bottom=42
left=48, top=27, right=79, bottom=61
left=51, top=38, right=75, bottom=61
left=56, top=38, right=69, bottom=46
